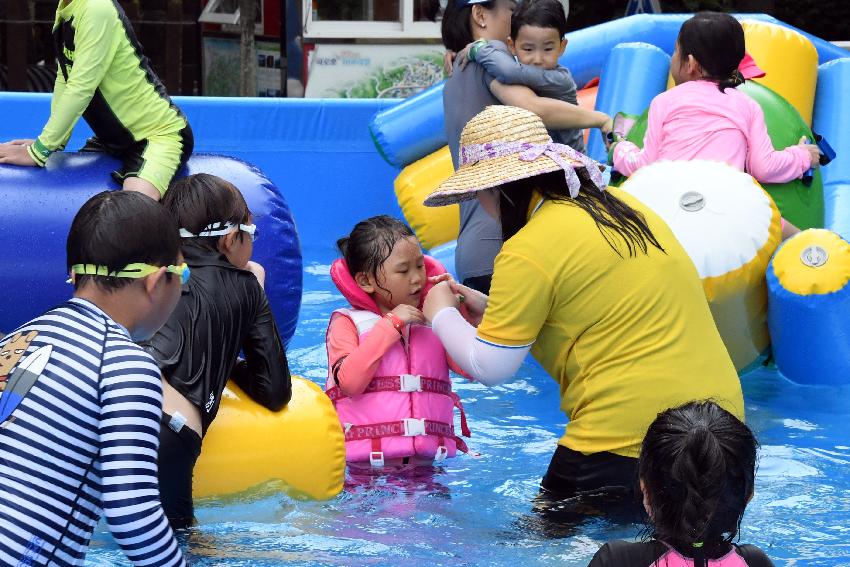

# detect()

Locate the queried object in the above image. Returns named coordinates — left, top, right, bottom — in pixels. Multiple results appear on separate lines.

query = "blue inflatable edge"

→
left=813, top=59, right=850, bottom=239
left=0, top=93, right=404, bottom=251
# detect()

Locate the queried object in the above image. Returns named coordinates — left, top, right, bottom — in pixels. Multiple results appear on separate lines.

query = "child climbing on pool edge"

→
left=608, top=12, right=819, bottom=238
left=589, top=401, right=773, bottom=567
left=455, top=0, right=589, bottom=153
left=326, top=215, right=471, bottom=469
left=143, top=174, right=292, bottom=528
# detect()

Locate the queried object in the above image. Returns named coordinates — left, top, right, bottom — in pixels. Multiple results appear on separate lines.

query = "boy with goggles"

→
left=0, top=191, right=186, bottom=566
left=142, top=173, right=292, bottom=528
left=71, top=262, right=192, bottom=285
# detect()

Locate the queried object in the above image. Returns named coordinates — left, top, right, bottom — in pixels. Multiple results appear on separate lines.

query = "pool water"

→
left=86, top=247, right=850, bottom=566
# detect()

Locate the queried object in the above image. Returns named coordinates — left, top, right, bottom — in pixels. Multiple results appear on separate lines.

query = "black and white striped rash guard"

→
left=0, top=298, right=185, bottom=566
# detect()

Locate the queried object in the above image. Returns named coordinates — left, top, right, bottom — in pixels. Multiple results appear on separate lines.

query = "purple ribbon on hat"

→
left=460, top=141, right=604, bottom=198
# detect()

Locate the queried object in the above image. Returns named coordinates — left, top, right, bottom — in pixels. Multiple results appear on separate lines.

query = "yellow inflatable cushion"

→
left=394, top=146, right=457, bottom=250
left=193, top=376, right=345, bottom=500
left=772, top=229, right=850, bottom=296
left=742, top=20, right=818, bottom=126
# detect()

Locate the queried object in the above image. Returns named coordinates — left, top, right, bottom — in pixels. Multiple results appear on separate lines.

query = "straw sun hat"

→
left=424, top=105, right=605, bottom=207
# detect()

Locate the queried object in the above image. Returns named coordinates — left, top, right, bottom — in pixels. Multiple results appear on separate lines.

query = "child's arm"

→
left=327, top=315, right=403, bottom=397
left=27, top=1, right=120, bottom=166
left=744, top=101, right=817, bottom=184
left=490, top=81, right=611, bottom=131
left=99, top=355, right=186, bottom=567
left=232, top=292, right=292, bottom=411
left=610, top=97, right=666, bottom=176
left=47, top=72, right=73, bottom=152
left=471, top=40, right=573, bottom=96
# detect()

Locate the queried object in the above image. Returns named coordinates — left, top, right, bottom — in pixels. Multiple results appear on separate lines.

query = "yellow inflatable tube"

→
left=193, top=376, right=345, bottom=500
left=394, top=146, right=456, bottom=250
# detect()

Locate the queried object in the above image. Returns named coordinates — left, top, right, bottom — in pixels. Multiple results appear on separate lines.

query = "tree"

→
left=239, top=0, right=256, bottom=96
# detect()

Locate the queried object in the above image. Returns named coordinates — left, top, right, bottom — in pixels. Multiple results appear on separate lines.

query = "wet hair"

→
left=67, top=190, right=181, bottom=292
left=162, top=173, right=252, bottom=253
left=441, top=0, right=495, bottom=53
left=677, top=12, right=745, bottom=92
left=498, top=170, right=664, bottom=257
left=337, top=215, right=416, bottom=287
left=510, top=0, right=567, bottom=41
left=639, top=401, right=758, bottom=566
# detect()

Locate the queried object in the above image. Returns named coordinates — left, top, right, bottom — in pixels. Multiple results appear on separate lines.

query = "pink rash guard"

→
left=612, top=80, right=811, bottom=182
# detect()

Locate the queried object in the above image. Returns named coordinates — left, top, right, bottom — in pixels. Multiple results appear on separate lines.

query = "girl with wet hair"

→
left=325, top=215, right=472, bottom=470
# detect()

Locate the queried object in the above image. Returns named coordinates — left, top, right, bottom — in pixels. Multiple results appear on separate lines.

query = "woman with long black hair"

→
left=423, top=105, right=744, bottom=513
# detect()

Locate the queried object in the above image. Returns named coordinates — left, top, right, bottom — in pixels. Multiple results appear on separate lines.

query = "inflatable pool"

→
left=2, top=13, right=850, bottom=567
left=372, top=15, right=850, bottom=386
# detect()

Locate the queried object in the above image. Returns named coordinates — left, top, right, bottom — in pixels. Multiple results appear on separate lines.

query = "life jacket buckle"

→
left=399, top=374, right=422, bottom=392
left=434, top=445, right=448, bottom=463
left=402, top=417, right=426, bottom=437
left=369, top=451, right=385, bottom=467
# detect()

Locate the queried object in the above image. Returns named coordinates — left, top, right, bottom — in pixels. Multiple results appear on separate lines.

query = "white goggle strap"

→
left=179, top=221, right=238, bottom=238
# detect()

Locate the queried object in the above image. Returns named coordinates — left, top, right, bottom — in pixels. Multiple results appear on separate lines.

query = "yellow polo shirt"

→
left=477, top=189, right=744, bottom=458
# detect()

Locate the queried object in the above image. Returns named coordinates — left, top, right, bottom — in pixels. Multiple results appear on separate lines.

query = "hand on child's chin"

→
left=422, top=281, right=459, bottom=321
left=428, top=273, right=454, bottom=286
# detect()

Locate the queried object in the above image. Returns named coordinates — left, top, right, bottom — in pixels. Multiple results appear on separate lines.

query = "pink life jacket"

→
left=325, top=256, right=470, bottom=467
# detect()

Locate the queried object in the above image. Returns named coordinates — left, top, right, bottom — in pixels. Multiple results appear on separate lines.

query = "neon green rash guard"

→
left=27, top=0, right=189, bottom=166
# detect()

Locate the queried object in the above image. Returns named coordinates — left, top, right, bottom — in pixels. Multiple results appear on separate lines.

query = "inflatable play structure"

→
left=619, top=161, right=782, bottom=372
left=0, top=152, right=303, bottom=344
left=195, top=377, right=345, bottom=499
left=0, top=146, right=347, bottom=500
left=0, top=12, right=849, bottom=505
left=368, top=14, right=850, bottom=385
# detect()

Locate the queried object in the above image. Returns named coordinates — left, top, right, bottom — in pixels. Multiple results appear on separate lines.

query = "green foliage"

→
left=332, top=54, right=445, bottom=99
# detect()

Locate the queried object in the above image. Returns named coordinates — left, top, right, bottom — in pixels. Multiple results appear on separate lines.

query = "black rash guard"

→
left=588, top=540, right=775, bottom=567
left=142, top=245, right=292, bottom=435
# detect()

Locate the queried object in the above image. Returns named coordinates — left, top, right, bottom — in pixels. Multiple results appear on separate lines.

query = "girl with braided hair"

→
left=588, top=401, right=773, bottom=567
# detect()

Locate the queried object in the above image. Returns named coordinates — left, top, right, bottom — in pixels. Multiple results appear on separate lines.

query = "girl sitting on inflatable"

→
left=326, top=215, right=470, bottom=469
left=609, top=12, right=820, bottom=237
left=589, top=401, right=772, bottom=566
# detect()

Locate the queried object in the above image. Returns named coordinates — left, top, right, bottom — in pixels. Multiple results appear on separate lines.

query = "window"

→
left=303, top=0, right=444, bottom=39
left=199, top=0, right=264, bottom=26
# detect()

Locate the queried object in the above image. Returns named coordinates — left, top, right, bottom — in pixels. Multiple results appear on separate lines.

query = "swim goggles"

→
left=70, top=262, right=191, bottom=285
left=455, top=0, right=496, bottom=6
left=179, top=221, right=258, bottom=242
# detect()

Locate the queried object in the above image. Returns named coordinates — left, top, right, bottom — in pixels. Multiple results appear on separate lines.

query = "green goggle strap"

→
left=71, top=262, right=190, bottom=284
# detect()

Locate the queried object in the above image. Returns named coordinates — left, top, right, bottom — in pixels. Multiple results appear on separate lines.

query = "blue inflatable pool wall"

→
left=585, top=42, right=670, bottom=163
